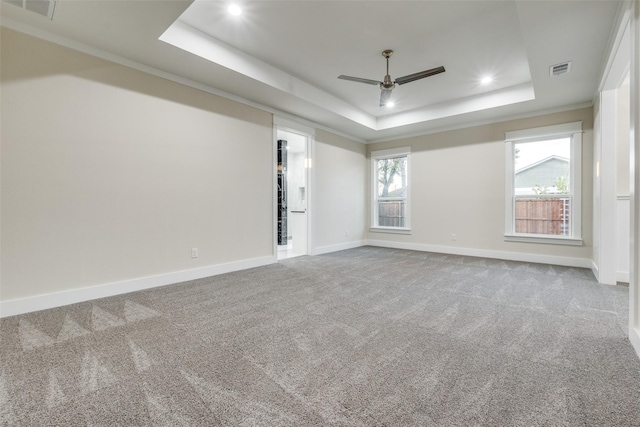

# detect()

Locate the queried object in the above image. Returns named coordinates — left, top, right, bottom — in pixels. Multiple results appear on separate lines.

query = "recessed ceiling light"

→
left=385, top=101, right=395, bottom=108
left=480, top=76, right=493, bottom=85
left=228, top=4, right=242, bottom=16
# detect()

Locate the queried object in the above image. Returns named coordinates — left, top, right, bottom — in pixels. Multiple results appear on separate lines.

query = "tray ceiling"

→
left=1, top=0, right=621, bottom=142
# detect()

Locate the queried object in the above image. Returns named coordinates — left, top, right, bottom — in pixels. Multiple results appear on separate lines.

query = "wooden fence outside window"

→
left=378, top=201, right=406, bottom=227
left=515, top=198, right=569, bottom=235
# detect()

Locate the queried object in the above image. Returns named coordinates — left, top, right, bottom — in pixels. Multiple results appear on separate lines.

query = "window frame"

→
left=370, top=146, right=411, bottom=234
left=504, top=122, right=583, bottom=245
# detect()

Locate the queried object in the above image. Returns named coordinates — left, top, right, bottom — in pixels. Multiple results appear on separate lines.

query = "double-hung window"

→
left=504, top=122, right=582, bottom=245
left=371, top=147, right=410, bottom=233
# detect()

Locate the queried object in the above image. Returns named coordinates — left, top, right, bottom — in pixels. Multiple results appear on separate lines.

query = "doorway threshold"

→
left=277, top=244, right=305, bottom=260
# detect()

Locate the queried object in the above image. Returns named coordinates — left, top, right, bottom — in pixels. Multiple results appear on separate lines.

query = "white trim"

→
left=617, top=271, right=630, bottom=283
left=630, top=0, right=640, bottom=360
left=572, top=130, right=583, bottom=238
left=307, top=135, right=316, bottom=256
left=630, top=326, right=640, bottom=360
left=272, top=125, right=278, bottom=258
left=371, top=148, right=411, bottom=230
left=370, top=146, right=411, bottom=158
left=365, top=240, right=593, bottom=269
left=592, top=260, right=600, bottom=282
left=597, top=0, right=633, bottom=93
left=273, top=116, right=316, bottom=138
left=505, top=121, right=583, bottom=142
left=312, top=240, right=366, bottom=256
left=505, top=123, right=582, bottom=241
left=313, top=239, right=593, bottom=269
left=504, top=234, right=583, bottom=246
left=0, top=255, right=276, bottom=318
left=273, top=119, right=315, bottom=259
left=1, top=239, right=602, bottom=318
left=595, top=89, right=623, bottom=285
left=369, top=227, right=412, bottom=235
left=505, top=142, right=515, bottom=239
left=367, top=102, right=594, bottom=145
left=616, top=196, right=631, bottom=284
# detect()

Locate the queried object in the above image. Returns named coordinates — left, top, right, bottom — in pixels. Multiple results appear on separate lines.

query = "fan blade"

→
left=395, top=66, right=445, bottom=85
left=338, top=75, right=381, bottom=85
left=380, top=90, right=392, bottom=107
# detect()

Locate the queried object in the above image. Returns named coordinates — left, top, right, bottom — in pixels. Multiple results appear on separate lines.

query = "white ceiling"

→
left=1, top=0, right=622, bottom=142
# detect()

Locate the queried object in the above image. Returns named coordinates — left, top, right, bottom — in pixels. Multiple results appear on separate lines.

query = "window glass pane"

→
left=514, top=138, right=570, bottom=195
left=515, top=197, right=570, bottom=236
left=514, top=137, right=571, bottom=236
left=376, top=157, right=407, bottom=198
left=377, top=200, right=406, bottom=227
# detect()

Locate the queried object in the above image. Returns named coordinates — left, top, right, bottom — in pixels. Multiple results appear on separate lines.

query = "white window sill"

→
left=504, top=234, right=583, bottom=246
left=370, top=227, right=412, bottom=235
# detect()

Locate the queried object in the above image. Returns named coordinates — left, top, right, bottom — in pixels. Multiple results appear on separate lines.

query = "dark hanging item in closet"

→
left=277, top=140, right=288, bottom=245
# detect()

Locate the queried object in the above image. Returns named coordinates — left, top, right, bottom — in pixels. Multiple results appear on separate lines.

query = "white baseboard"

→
left=0, top=240, right=598, bottom=318
left=590, top=262, right=629, bottom=285
left=591, top=261, right=600, bottom=282
left=617, top=271, right=630, bottom=283
left=630, top=326, right=640, bottom=361
left=365, top=239, right=593, bottom=269
left=0, top=255, right=276, bottom=318
left=312, top=240, right=366, bottom=256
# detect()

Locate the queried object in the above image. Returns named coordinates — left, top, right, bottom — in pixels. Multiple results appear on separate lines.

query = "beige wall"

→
left=367, top=107, right=594, bottom=262
left=1, top=29, right=274, bottom=301
left=314, top=130, right=367, bottom=249
left=0, top=27, right=598, bottom=307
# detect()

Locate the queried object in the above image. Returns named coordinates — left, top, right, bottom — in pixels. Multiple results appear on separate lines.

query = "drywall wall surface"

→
left=1, top=29, right=274, bottom=301
left=314, top=129, right=367, bottom=250
left=367, top=107, right=594, bottom=262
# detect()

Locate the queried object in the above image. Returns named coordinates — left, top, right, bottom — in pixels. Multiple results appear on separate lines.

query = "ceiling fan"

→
left=338, top=50, right=445, bottom=107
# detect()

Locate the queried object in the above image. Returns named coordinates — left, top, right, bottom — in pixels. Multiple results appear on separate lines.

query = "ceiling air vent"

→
left=550, top=61, right=571, bottom=77
left=3, top=0, right=56, bottom=20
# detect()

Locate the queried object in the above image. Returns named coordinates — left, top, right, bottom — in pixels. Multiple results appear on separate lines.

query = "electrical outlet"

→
left=346, top=230, right=350, bottom=238
left=451, top=234, right=457, bottom=241
left=191, top=248, right=199, bottom=258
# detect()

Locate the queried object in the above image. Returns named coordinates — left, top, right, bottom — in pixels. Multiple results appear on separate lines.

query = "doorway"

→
left=276, top=128, right=309, bottom=260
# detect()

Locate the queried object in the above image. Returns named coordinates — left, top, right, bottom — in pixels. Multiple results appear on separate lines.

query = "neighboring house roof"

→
left=384, top=187, right=407, bottom=198
left=515, top=156, right=569, bottom=190
left=515, top=155, right=569, bottom=174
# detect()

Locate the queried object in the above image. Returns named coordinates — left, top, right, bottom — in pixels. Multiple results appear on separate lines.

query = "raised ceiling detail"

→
left=337, top=49, right=447, bottom=108
left=1, top=0, right=621, bottom=142
left=160, top=0, right=536, bottom=133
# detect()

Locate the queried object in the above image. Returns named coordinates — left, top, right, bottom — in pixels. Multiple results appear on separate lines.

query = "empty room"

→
left=1, top=0, right=640, bottom=425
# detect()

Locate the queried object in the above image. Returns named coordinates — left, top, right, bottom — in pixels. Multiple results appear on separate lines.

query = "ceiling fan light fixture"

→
left=337, top=49, right=445, bottom=107
left=227, top=3, right=242, bottom=16
left=480, top=76, right=493, bottom=85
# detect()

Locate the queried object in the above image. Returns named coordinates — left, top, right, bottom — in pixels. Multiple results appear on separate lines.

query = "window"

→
left=505, top=122, right=582, bottom=245
left=371, top=147, right=410, bottom=233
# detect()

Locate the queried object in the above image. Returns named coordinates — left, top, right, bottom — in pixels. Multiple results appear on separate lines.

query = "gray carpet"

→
left=1, top=246, right=639, bottom=426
